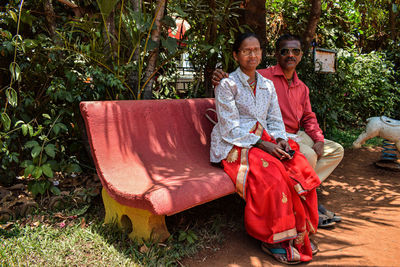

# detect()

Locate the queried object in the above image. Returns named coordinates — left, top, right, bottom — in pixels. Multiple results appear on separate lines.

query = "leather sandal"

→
left=261, top=242, right=301, bottom=265
left=318, top=204, right=342, bottom=222
left=318, top=213, right=335, bottom=228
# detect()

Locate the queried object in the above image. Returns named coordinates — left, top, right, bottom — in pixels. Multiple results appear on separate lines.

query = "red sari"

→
left=222, top=123, right=320, bottom=262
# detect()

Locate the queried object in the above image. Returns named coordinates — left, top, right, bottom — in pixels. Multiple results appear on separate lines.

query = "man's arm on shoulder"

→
left=212, top=69, right=229, bottom=87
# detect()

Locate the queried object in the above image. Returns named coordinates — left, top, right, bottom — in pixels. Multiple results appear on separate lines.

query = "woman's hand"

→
left=256, top=139, right=292, bottom=160
left=276, top=139, right=293, bottom=160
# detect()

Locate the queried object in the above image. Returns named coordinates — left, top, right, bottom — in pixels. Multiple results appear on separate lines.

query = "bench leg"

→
left=102, top=188, right=170, bottom=242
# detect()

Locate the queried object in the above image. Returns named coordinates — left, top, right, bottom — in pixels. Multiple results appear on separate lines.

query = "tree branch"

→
left=56, top=0, right=78, bottom=9
left=302, top=0, right=321, bottom=53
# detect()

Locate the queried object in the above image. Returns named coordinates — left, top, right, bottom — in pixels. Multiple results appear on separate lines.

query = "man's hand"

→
left=212, top=69, right=229, bottom=87
left=312, top=141, right=324, bottom=159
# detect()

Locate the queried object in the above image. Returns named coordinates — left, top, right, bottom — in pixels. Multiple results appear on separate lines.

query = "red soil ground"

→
left=182, top=148, right=400, bottom=267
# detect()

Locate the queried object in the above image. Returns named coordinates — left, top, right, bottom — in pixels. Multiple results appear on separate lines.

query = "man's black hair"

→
left=275, top=34, right=302, bottom=51
left=232, top=32, right=261, bottom=53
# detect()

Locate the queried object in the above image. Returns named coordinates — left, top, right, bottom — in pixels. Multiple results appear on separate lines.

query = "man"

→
left=212, top=34, right=344, bottom=227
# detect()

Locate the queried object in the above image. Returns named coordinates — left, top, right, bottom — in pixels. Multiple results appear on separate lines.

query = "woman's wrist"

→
left=255, top=138, right=263, bottom=148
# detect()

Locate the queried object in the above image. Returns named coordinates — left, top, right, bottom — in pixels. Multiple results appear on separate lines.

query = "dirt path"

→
left=182, top=148, right=400, bottom=267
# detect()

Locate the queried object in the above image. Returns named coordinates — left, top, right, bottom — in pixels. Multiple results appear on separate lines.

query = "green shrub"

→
left=296, top=50, right=399, bottom=134
left=335, top=50, right=399, bottom=125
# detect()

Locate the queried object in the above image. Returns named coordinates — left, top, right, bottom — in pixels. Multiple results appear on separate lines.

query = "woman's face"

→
left=233, top=37, right=262, bottom=72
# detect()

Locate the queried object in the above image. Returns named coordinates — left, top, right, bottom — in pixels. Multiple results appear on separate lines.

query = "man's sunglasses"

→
left=280, top=48, right=302, bottom=56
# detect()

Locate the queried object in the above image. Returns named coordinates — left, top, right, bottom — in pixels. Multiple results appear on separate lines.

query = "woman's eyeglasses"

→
left=280, top=48, right=302, bottom=56
left=239, top=48, right=262, bottom=56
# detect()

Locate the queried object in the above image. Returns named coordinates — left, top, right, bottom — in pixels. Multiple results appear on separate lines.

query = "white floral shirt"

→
left=210, top=67, right=287, bottom=163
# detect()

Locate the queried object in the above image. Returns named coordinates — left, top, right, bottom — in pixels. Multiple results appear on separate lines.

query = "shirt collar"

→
left=235, top=67, right=266, bottom=89
left=272, top=64, right=299, bottom=85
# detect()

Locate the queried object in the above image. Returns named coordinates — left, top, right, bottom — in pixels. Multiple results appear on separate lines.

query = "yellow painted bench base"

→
left=102, top=188, right=170, bottom=242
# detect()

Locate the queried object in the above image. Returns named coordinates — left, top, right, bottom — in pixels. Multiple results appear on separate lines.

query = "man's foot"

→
left=318, top=204, right=342, bottom=222
left=261, top=242, right=301, bottom=265
left=318, top=212, right=336, bottom=228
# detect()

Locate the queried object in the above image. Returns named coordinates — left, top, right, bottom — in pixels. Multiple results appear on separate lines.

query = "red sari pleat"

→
left=222, top=127, right=320, bottom=262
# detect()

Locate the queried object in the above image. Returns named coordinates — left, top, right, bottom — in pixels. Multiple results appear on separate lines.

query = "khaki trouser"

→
left=296, top=131, right=344, bottom=183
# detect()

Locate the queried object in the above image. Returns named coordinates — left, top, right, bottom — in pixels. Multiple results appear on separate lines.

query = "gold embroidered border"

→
left=250, top=124, right=257, bottom=132
left=255, top=123, right=264, bottom=137
left=236, top=148, right=249, bottom=199
left=226, top=148, right=239, bottom=163
left=290, top=242, right=301, bottom=262
left=307, top=218, right=316, bottom=234
left=294, top=183, right=306, bottom=195
left=294, top=231, right=306, bottom=245
left=272, top=228, right=297, bottom=242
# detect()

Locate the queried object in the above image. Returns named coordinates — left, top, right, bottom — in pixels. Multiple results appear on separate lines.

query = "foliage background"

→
left=0, top=0, right=399, bottom=190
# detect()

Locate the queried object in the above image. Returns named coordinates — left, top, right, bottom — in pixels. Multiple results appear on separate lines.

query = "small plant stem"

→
left=3, top=0, right=24, bottom=115
left=38, top=113, right=62, bottom=167
left=117, top=0, right=124, bottom=78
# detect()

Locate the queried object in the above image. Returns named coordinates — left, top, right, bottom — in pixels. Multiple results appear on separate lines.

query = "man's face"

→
left=275, top=40, right=302, bottom=71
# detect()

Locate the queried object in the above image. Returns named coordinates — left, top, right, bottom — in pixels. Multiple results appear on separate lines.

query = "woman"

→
left=210, top=32, right=321, bottom=264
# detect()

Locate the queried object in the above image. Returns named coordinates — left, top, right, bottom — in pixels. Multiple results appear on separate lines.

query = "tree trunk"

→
left=142, top=0, right=166, bottom=99
left=130, top=0, right=141, bottom=11
left=105, top=10, right=117, bottom=60
left=44, top=0, right=56, bottom=37
left=127, top=0, right=142, bottom=96
left=203, top=0, right=218, bottom=98
left=389, top=0, right=398, bottom=41
left=238, top=0, right=266, bottom=49
left=302, top=0, right=321, bottom=53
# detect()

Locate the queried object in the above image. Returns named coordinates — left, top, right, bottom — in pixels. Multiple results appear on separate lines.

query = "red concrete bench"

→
left=80, top=98, right=235, bottom=241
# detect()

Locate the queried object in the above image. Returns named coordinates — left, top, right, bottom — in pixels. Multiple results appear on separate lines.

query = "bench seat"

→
left=80, top=98, right=235, bottom=241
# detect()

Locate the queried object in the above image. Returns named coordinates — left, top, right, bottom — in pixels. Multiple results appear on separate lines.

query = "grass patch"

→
left=326, top=128, right=383, bottom=148
left=0, top=194, right=245, bottom=266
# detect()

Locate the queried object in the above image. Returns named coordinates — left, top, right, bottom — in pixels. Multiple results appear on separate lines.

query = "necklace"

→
left=286, top=76, right=293, bottom=86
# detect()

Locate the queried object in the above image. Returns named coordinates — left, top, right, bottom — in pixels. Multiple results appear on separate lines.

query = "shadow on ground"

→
left=182, top=148, right=400, bottom=267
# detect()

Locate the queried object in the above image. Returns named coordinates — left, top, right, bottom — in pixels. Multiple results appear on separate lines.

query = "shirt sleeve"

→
left=300, top=85, right=325, bottom=142
left=265, top=80, right=288, bottom=141
left=215, top=79, right=260, bottom=147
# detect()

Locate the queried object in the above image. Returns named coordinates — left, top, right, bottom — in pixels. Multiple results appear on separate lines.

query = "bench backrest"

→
left=80, top=99, right=234, bottom=215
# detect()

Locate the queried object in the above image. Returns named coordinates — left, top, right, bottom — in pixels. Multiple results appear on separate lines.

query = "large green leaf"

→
left=31, top=145, right=42, bottom=158
left=9, top=62, right=21, bottom=82
left=32, top=166, right=43, bottom=179
left=50, top=186, right=61, bottom=196
left=9, top=10, right=17, bottom=22
left=5, top=87, right=18, bottom=107
left=44, top=144, right=56, bottom=158
left=42, top=163, right=54, bottom=178
left=161, top=37, right=178, bottom=54
left=96, top=0, right=120, bottom=18
left=24, top=165, right=35, bottom=177
left=66, top=163, right=82, bottom=173
left=1, top=113, right=11, bottom=131
left=25, top=140, right=39, bottom=149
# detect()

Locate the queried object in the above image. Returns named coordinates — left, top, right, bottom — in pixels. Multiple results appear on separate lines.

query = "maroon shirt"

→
left=257, top=64, right=325, bottom=143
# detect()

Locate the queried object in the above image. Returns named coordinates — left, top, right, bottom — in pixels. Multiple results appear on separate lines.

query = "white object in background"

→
left=353, top=116, right=400, bottom=152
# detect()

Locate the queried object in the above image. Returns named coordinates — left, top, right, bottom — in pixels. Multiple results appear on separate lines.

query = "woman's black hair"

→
left=232, top=32, right=261, bottom=53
